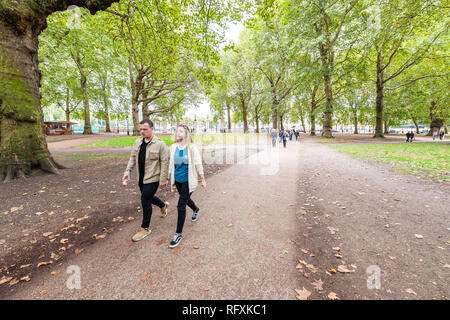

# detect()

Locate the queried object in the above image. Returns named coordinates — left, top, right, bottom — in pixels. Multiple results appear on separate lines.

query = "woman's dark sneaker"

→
left=192, top=209, right=200, bottom=222
left=169, top=233, right=182, bottom=248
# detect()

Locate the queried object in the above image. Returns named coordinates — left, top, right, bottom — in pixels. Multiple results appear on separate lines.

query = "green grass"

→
left=77, top=133, right=269, bottom=148
left=77, top=135, right=174, bottom=148
left=54, top=152, right=130, bottom=163
left=330, top=143, right=450, bottom=181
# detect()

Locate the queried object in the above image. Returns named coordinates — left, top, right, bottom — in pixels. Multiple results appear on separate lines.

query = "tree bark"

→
left=412, top=117, right=419, bottom=134
left=241, top=97, right=248, bottom=134
left=310, top=85, right=318, bottom=136
left=353, top=113, right=358, bottom=134
left=0, top=20, right=64, bottom=181
left=271, top=87, right=278, bottom=130
left=374, top=53, right=385, bottom=138
left=300, top=113, right=306, bottom=133
left=226, top=102, right=231, bottom=132
left=0, top=1, right=118, bottom=181
left=384, top=120, right=389, bottom=134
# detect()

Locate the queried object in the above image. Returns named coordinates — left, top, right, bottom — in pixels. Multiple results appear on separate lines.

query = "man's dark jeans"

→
left=139, top=181, right=165, bottom=229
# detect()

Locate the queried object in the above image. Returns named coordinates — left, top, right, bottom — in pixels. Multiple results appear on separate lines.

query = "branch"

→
left=385, top=74, right=449, bottom=91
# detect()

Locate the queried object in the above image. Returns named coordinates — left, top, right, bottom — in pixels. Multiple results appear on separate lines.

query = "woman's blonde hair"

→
left=175, top=124, right=194, bottom=160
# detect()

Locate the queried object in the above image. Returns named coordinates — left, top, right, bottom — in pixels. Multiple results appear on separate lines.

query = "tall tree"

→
left=0, top=0, right=118, bottom=181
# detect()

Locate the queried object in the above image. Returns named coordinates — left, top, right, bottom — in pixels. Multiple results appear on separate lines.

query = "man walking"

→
left=270, top=128, right=277, bottom=147
left=122, top=119, right=170, bottom=242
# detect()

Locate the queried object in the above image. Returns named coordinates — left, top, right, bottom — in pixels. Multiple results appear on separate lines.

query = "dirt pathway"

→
left=4, top=144, right=302, bottom=299
left=3, top=138, right=449, bottom=299
left=294, top=139, right=449, bottom=299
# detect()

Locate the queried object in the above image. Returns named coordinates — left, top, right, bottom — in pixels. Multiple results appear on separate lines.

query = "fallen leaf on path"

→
left=51, top=270, right=61, bottom=275
left=203, top=287, right=210, bottom=291
left=312, top=279, right=324, bottom=291
left=0, top=240, right=5, bottom=245
left=301, top=249, right=309, bottom=254
left=210, top=266, right=216, bottom=271
left=43, top=232, right=53, bottom=237
left=20, top=276, right=31, bottom=282
left=10, top=206, right=23, bottom=213
left=414, top=234, right=424, bottom=239
left=444, top=264, right=450, bottom=269
left=20, top=264, right=31, bottom=269
left=337, top=265, right=355, bottom=273
left=9, top=279, right=19, bottom=287
left=0, top=276, right=13, bottom=285
left=60, top=239, right=69, bottom=244
left=405, top=288, right=417, bottom=295
left=226, top=223, right=233, bottom=227
left=328, top=292, right=339, bottom=300
left=140, top=274, right=150, bottom=281
left=39, top=290, right=48, bottom=296
left=92, top=234, right=106, bottom=240
left=295, top=288, right=311, bottom=300
left=75, top=248, right=83, bottom=255
left=329, top=269, right=337, bottom=274
left=193, top=245, right=200, bottom=249
left=37, top=261, right=53, bottom=268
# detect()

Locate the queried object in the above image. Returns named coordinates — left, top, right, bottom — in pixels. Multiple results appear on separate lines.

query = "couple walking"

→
left=122, top=119, right=206, bottom=248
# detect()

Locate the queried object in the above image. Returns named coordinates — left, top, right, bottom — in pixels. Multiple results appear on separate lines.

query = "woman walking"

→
left=167, top=125, right=206, bottom=248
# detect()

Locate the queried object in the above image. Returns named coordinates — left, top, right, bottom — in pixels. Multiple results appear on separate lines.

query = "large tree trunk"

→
left=427, top=100, right=444, bottom=136
left=374, top=53, right=385, bottom=138
left=80, top=70, right=92, bottom=134
left=318, top=43, right=333, bottom=138
left=65, top=87, right=71, bottom=122
left=0, top=1, right=118, bottom=181
left=0, top=20, right=66, bottom=181
left=271, top=87, right=278, bottom=130
left=353, top=113, right=358, bottom=134
left=310, top=85, right=318, bottom=136
left=100, top=76, right=111, bottom=133
left=241, top=98, right=248, bottom=133
left=412, top=117, right=419, bottom=134
left=300, top=113, right=306, bottom=133
left=226, top=102, right=231, bottom=132
left=103, top=95, right=111, bottom=133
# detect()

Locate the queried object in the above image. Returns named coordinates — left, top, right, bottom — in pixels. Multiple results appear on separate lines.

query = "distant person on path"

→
left=282, top=130, right=287, bottom=148
left=440, top=130, right=445, bottom=141
left=289, top=130, right=293, bottom=141
left=405, top=131, right=411, bottom=142
left=122, top=119, right=170, bottom=242
left=167, top=124, right=206, bottom=248
left=270, top=129, right=277, bottom=147
left=295, top=130, right=299, bottom=141
left=410, top=131, right=415, bottom=142
left=279, top=130, right=283, bottom=143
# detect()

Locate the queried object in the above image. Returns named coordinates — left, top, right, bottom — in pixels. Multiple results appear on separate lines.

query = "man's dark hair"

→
left=140, top=119, right=154, bottom=127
